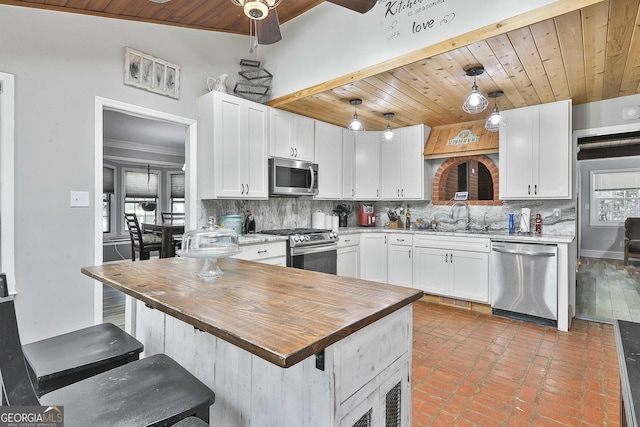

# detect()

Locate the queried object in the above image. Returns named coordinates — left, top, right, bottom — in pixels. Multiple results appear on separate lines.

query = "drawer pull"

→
left=257, top=250, right=268, bottom=255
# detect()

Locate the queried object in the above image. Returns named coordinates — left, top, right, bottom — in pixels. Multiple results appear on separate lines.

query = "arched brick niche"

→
left=432, top=155, right=502, bottom=205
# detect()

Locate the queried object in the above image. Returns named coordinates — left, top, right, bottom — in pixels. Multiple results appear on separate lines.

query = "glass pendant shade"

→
left=347, top=99, right=365, bottom=135
left=462, top=82, right=489, bottom=114
left=485, top=106, right=506, bottom=132
left=484, top=90, right=506, bottom=132
left=381, top=112, right=395, bottom=141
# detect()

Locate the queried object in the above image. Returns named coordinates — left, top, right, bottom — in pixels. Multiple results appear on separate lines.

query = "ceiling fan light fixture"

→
left=462, top=66, right=489, bottom=114
left=347, top=99, right=365, bottom=135
left=485, top=90, right=506, bottom=132
left=232, top=0, right=281, bottom=21
left=382, top=112, right=395, bottom=141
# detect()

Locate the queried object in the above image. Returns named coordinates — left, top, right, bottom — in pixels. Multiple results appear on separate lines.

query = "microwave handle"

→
left=309, top=166, right=315, bottom=192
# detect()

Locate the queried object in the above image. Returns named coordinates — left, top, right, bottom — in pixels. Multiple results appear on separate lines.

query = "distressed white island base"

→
left=83, top=257, right=422, bottom=427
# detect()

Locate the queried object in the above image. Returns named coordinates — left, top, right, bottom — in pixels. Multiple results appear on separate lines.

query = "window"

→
left=169, top=172, right=185, bottom=214
left=591, top=169, right=640, bottom=226
left=103, top=166, right=115, bottom=233
left=124, top=167, right=159, bottom=225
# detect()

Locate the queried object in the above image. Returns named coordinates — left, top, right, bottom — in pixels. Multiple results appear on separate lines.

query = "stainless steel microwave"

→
left=268, top=158, right=318, bottom=197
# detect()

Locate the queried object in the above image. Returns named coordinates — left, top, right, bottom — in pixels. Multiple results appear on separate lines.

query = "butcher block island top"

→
left=82, top=257, right=423, bottom=368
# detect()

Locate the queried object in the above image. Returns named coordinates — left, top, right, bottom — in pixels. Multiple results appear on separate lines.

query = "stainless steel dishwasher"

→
left=491, top=241, right=558, bottom=325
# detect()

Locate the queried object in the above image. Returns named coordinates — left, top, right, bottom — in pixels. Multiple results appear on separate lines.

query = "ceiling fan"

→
left=231, top=0, right=377, bottom=45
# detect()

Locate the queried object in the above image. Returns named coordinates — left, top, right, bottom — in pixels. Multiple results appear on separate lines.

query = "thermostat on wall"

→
left=454, top=191, right=469, bottom=201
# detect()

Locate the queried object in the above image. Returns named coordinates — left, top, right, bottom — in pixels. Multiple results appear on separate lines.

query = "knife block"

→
left=389, top=219, right=403, bottom=229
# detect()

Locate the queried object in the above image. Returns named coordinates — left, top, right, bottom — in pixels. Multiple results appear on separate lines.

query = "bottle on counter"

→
left=405, top=205, right=411, bottom=229
left=509, top=213, right=515, bottom=234
left=535, top=213, right=542, bottom=234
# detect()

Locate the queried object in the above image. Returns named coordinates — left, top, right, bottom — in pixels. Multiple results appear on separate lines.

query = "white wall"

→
left=0, top=5, right=248, bottom=342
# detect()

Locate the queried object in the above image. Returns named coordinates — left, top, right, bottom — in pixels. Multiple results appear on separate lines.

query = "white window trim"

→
left=590, top=167, right=640, bottom=227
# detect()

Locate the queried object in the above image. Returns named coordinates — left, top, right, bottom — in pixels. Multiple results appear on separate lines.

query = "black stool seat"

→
left=40, top=353, right=215, bottom=427
left=173, top=416, right=211, bottom=426
left=23, top=322, right=143, bottom=396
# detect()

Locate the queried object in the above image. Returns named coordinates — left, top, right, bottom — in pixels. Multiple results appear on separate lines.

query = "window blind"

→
left=171, top=173, right=185, bottom=198
left=125, top=170, right=158, bottom=198
left=594, top=171, right=640, bottom=191
left=103, top=167, right=115, bottom=194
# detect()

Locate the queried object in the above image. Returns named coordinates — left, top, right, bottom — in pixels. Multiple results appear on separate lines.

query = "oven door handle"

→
left=290, top=244, right=337, bottom=256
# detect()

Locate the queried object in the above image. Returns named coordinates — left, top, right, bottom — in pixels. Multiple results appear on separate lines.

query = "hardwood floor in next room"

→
left=576, top=257, right=640, bottom=322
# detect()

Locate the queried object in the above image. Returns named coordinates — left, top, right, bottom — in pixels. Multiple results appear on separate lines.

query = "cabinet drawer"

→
left=388, top=234, right=413, bottom=246
left=414, top=235, right=490, bottom=252
left=233, top=242, right=286, bottom=261
left=334, top=306, right=410, bottom=404
left=337, top=234, right=360, bottom=248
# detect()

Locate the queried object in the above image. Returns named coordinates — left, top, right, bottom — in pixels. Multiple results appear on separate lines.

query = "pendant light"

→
left=382, top=112, right=395, bottom=141
left=462, top=66, right=489, bottom=114
left=485, top=90, right=506, bottom=132
left=347, top=99, right=365, bottom=135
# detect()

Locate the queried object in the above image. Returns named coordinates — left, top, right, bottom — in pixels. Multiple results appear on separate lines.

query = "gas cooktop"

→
left=261, top=228, right=331, bottom=236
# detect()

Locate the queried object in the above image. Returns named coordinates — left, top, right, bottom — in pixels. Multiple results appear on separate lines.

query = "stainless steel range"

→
left=260, top=228, right=339, bottom=274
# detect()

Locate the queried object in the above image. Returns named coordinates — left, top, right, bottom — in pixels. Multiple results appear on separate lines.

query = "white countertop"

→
left=335, top=226, right=575, bottom=244
left=238, top=234, right=288, bottom=246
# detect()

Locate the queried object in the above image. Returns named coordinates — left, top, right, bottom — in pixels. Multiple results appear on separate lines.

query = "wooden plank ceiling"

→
left=4, top=0, right=640, bottom=131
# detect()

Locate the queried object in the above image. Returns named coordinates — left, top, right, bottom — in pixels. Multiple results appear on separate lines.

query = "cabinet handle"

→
left=534, top=185, right=537, bottom=195
left=246, top=183, right=249, bottom=194
left=528, top=185, right=531, bottom=195
left=344, top=239, right=351, bottom=243
left=397, top=238, right=405, bottom=242
left=241, top=183, right=245, bottom=194
left=409, top=249, right=411, bottom=259
left=352, top=189, right=355, bottom=197
left=445, top=253, right=448, bottom=263
left=397, top=189, right=400, bottom=197
left=377, top=189, right=379, bottom=197
left=450, top=253, right=453, bottom=263
left=384, top=236, right=387, bottom=244
left=290, top=147, right=294, bottom=156
left=401, top=189, right=404, bottom=197
left=257, top=250, right=267, bottom=255
left=294, top=148, right=298, bottom=157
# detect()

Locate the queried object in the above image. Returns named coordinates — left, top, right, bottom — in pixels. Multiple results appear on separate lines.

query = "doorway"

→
left=94, top=97, right=197, bottom=326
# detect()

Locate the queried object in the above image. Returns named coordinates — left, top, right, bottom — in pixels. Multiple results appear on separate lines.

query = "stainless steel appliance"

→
left=358, top=203, right=375, bottom=227
left=491, top=241, right=558, bottom=325
left=260, top=228, right=338, bottom=274
left=268, top=158, right=318, bottom=197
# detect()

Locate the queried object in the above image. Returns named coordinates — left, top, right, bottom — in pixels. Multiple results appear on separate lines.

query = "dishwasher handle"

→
left=492, top=246, right=555, bottom=257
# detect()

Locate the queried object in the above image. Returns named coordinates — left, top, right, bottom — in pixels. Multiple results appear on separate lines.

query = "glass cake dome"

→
left=177, top=217, right=240, bottom=279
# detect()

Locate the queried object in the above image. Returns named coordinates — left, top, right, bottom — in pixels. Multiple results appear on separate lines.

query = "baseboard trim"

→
left=580, top=249, right=623, bottom=260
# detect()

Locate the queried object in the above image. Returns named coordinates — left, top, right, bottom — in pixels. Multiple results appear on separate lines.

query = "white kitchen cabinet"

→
left=314, top=121, right=343, bottom=199
left=233, top=241, right=286, bottom=266
left=387, top=233, right=413, bottom=287
left=380, top=125, right=430, bottom=200
left=354, top=132, right=381, bottom=200
left=198, top=91, right=268, bottom=199
left=342, top=130, right=355, bottom=200
left=337, top=234, right=360, bottom=278
left=499, top=99, right=571, bottom=199
left=359, top=233, right=387, bottom=283
left=413, top=235, right=490, bottom=303
left=269, top=109, right=315, bottom=161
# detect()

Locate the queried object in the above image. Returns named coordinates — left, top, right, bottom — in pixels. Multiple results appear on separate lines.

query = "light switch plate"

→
left=70, top=191, right=90, bottom=207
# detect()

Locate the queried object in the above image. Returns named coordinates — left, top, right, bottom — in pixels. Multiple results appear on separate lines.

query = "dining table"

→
left=142, top=222, right=185, bottom=258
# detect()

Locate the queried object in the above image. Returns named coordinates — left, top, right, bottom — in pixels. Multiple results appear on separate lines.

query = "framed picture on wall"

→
left=124, top=47, right=180, bottom=99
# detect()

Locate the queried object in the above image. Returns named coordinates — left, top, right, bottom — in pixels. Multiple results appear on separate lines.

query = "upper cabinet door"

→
left=354, top=132, right=381, bottom=200
left=245, top=102, right=269, bottom=199
left=314, top=121, right=343, bottom=199
left=499, top=99, right=572, bottom=200
left=342, top=130, right=355, bottom=200
left=269, top=109, right=314, bottom=162
left=379, top=125, right=429, bottom=200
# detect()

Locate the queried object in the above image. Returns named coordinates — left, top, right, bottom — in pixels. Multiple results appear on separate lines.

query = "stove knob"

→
left=292, top=235, right=300, bottom=242
left=305, top=235, right=311, bottom=241
left=332, top=232, right=338, bottom=239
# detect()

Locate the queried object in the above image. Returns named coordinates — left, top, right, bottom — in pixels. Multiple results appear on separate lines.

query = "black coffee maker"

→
left=334, top=204, right=352, bottom=228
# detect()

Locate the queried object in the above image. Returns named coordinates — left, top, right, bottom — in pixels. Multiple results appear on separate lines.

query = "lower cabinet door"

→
left=412, top=247, right=449, bottom=295
left=450, top=250, right=489, bottom=303
left=388, top=245, right=412, bottom=287
left=338, top=245, right=360, bottom=278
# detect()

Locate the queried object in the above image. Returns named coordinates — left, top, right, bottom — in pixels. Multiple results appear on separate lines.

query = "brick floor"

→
left=412, top=301, right=620, bottom=426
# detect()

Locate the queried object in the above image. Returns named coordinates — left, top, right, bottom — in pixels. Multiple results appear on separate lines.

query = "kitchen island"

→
left=82, top=257, right=423, bottom=426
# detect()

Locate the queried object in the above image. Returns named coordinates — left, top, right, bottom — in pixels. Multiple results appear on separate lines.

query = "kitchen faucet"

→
left=450, top=201, right=470, bottom=230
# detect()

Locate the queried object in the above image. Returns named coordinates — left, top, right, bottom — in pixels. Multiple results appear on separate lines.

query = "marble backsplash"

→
left=200, top=198, right=576, bottom=236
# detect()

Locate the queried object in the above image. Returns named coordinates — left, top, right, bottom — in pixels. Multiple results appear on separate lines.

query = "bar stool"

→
left=0, top=296, right=215, bottom=426
left=0, top=273, right=143, bottom=396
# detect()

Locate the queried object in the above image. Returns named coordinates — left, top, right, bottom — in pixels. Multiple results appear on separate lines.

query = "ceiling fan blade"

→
left=325, top=0, right=376, bottom=13
left=256, top=9, right=282, bottom=45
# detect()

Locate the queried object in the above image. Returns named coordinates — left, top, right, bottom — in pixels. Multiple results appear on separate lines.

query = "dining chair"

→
left=161, top=212, right=185, bottom=256
left=0, top=296, right=215, bottom=426
left=0, top=273, right=144, bottom=396
left=124, top=212, right=162, bottom=261
left=624, top=217, right=640, bottom=265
